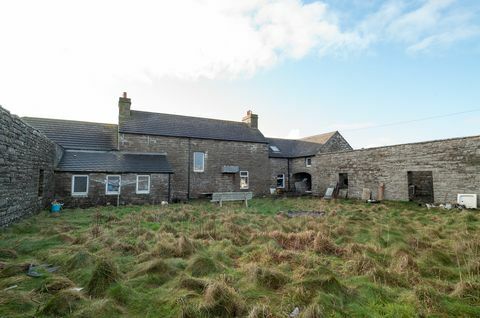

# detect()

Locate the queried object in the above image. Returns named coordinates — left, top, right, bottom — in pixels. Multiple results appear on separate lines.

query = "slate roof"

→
left=22, top=117, right=118, bottom=151
left=119, top=110, right=267, bottom=143
left=267, top=132, right=338, bottom=158
left=56, top=150, right=173, bottom=173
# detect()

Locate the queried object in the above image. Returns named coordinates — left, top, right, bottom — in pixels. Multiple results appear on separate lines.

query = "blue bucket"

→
left=51, top=203, right=62, bottom=213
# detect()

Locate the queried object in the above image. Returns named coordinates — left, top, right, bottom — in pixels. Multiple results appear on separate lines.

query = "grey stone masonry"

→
left=54, top=172, right=170, bottom=208
left=119, top=133, right=270, bottom=199
left=312, top=135, right=480, bottom=205
left=0, top=105, right=62, bottom=227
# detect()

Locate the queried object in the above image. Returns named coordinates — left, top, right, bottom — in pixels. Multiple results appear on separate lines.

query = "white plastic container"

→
left=457, top=194, right=478, bottom=209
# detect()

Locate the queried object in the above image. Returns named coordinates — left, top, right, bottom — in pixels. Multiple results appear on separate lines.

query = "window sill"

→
left=136, top=192, right=150, bottom=195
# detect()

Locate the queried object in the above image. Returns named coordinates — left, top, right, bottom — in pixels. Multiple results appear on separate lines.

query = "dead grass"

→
left=0, top=198, right=479, bottom=317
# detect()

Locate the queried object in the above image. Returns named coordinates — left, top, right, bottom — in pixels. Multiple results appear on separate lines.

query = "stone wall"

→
left=321, top=132, right=353, bottom=153
left=0, top=105, right=62, bottom=227
left=54, top=172, right=170, bottom=208
left=119, top=133, right=271, bottom=199
left=312, top=135, right=480, bottom=205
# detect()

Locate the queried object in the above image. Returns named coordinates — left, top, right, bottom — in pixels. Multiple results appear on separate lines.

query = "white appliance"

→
left=457, top=194, right=478, bottom=209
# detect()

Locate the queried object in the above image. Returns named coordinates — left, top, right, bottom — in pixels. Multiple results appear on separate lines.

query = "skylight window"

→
left=269, top=145, right=280, bottom=152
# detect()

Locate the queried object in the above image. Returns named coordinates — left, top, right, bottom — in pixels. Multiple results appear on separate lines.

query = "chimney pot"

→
left=123, top=92, right=127, bottom=98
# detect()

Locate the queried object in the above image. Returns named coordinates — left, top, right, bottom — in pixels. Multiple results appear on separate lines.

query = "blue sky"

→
left=0, top=0, right=479, bottom=148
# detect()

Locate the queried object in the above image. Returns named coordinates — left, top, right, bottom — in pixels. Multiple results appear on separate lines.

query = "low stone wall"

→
left=54, top=172, right=171, bottom=208
left=0, top=105, right=62, bottom=227
left=312, top=135, right=480, bottom=205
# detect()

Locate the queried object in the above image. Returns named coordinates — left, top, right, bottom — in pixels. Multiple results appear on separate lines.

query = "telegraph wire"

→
left=339, top=108, right=480, bottom=132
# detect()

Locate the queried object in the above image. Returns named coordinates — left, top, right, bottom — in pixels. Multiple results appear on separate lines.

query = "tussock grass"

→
left=0, top=198, right=478, bottom=317
left=87, top=258, right=119, bottom=297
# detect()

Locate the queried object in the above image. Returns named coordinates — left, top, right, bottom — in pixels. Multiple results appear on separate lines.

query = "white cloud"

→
left=358, top=0, right=480, bottom=53
left=0, top=0, right=362, bottom=82
left=0, top=0, right=478, bottom=86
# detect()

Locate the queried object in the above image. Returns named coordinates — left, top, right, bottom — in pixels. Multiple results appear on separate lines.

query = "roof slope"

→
left=56, top=151, right=173, bottom=173
left=22, top=117, right=118, bottom=151
left=119, top=110, right=267, bottom=143
left=267, top=138, right=324, bottom=158
left=267, top=131, right=342, bottom=158
left=301, top=131, right=337, bottom=144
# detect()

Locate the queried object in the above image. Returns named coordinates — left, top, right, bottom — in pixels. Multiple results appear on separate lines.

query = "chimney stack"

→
left=118, top=92, right=131, bottom=119
left=242, top=110, right=258, bottom=129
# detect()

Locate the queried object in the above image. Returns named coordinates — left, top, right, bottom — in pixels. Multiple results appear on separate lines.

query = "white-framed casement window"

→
left=136, top=175, right=151, bottom=194
left=305, top=157, right=312, bottom=167
left=240, top=171, right=249, bottom=189
left=276, top=174, right=285, bottom=188
left=71, top=175, right=89, bottom=196
left=106, top=175, right=121, bottom=195
left=193, top=152, right=205, bottom=172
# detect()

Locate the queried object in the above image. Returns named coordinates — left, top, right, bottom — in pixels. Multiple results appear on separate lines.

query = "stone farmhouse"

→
left=1, top=93, right=479, bottom=226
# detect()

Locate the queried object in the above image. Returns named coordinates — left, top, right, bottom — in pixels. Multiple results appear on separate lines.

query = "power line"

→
left=339, top=108, right=480, bottom=132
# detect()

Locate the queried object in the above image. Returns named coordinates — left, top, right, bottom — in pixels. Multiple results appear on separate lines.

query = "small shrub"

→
left=87, top=258, right=119, bottom=297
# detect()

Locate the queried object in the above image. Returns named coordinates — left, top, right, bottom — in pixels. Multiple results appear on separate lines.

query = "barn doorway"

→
left=407, top=171, right=434, bottom=203
left=292, top=172, right=312, bottom=193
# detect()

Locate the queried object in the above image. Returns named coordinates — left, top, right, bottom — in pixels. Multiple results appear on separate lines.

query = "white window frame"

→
left=276, top=174, right=285, bottom=188
left=136, top=175, right=151, bottom=194
left=105, top=175, right=121, bottom=195
left=305, top=157, right=312, bottom=167
left=71, top=175, right=89, bottom=196
left=240, top=171, right=249, bottom=189
left=193, top=152, right=205, bottom=172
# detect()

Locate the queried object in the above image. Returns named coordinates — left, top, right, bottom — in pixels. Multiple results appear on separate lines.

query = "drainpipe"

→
left=168, top=173, right=172, bottom=203
left=187, top=138, right=191, bottom=200
left=287, top=158, right=291, bottom=191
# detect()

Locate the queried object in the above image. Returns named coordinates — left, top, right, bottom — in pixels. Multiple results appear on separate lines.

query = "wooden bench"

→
left=211, top=192, right=253, bottom=207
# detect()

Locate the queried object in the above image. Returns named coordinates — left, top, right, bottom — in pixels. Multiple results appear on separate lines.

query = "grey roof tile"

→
left=56, top=150, right=173, bottom=173
left=119, top=110, right=267, bottom=143
left=267, top=138, right=323, bottom=158
left=267, top=132, right=339, bottom=158
left=22, top=117, right=118, bottom=151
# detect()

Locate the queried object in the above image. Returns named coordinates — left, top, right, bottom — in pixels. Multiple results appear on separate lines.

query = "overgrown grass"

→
left=0, top=197, right=479, bottom=317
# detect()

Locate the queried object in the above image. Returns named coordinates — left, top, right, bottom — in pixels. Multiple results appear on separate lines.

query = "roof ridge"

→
left=131, top=109, right=256, bottom=127
left=22, top=116, right=117, bottom=126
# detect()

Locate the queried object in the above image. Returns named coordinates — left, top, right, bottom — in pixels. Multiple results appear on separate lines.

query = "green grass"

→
left=0, top=197, right=479, bottom=317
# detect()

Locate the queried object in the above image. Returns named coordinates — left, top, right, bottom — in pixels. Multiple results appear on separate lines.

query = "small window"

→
left=240, top=171, right=249, bottom=189
left=106, top=175, right=121, bottom=195
left=72, top=175, right=89, bottom=196
left=269, top=145, right=280, bottom=153
left=276, top=174, right=285, bottom=188
left=305, top=157, right=312, bottom=167
left=38, top=169, right=45, bottom=197
left=136, top=175, right=150, bottom=194
left=193, top=152, right=205, bottom=172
